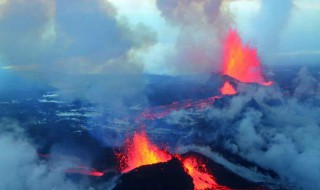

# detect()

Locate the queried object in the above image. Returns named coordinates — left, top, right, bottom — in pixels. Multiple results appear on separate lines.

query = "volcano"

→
left=112, top=152, right=270, bottom=190
left=113, top=158, right=194, bottom=190
left=111, top=129, right=273, bottom=190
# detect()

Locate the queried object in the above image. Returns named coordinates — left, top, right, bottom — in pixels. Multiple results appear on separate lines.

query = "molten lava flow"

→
left=182, top=156, right=231, bottom=190
left=117, top=131, right=172, bottom=173
left=38, top=154, right=104, bottom=177
left=65, top=167, right=104, bottom=177
left=220, top=81, right=237, bottom=95
left=223, top=29, right=273, bottom=86
left=138, top=96, right=221, bottom=121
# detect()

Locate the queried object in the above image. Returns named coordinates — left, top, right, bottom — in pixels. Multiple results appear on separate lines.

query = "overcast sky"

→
left=0, top=0, right=319, bottom=75
left=109, top=0, right=320, bottom=73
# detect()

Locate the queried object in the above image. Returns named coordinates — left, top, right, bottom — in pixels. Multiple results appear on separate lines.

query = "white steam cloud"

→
left=168, top=68, right=320, bottom=189
left=0, top=119, right=92, bottom=190
left=155, top=0, right=232, bottom=74
left=0, top=0, right=155, bottom=110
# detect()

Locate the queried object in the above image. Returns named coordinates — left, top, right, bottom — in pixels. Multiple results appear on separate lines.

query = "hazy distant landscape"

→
left=0, top=0, right=319, bottom=190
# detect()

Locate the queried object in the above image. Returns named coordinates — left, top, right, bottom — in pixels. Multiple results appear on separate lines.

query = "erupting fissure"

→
left=136, top=30, right=274, bottom=122
left=222, top=29, right=273, bottom=86
left=116, top=131, right=172, bottom=173
left=116, top=130, right=231, bottom=190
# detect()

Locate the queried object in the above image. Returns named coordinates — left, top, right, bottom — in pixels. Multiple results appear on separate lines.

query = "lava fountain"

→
left=222, top=29, right=273, bottom=86
left=116, top=131, right=172, bottom=173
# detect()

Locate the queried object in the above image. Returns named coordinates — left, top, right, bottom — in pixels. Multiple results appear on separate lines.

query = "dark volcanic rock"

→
left=113, top=158, right=194, bottom=190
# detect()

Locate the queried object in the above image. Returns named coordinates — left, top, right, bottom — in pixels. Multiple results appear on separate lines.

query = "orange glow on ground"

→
left=117, top=131, right=172, bottom=173
left=182, top=156, right=231, bottom=190
left=223, top=29, right=273, bottom=86
left=220, top=81, right=237, bottom=95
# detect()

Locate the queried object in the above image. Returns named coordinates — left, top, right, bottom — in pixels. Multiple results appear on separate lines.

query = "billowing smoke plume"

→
left=294, top=66, right=320, bottom=95
left=0, top=0, right=158, bottom=147
left=252, top=0, right=294, bottom=62
left=156, top=0, right=232, bottom=74
left=0, top=0, right=155, bottom=110
left=167, top=67, right=320, bottom=189
left=0, top=118, right=92, bottom=190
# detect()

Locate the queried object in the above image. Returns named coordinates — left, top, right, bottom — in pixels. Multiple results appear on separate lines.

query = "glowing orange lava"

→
left=223, top=29, right=273, bottom=86
left=65, top=167, right=104, bottom=177
left=182, top=156, right=231, bottom=190
left=139, top=96, right=221, bottom=121
left=117, top=131, right=172, bottom=173
left=220, top=81, right=237, bottom=95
